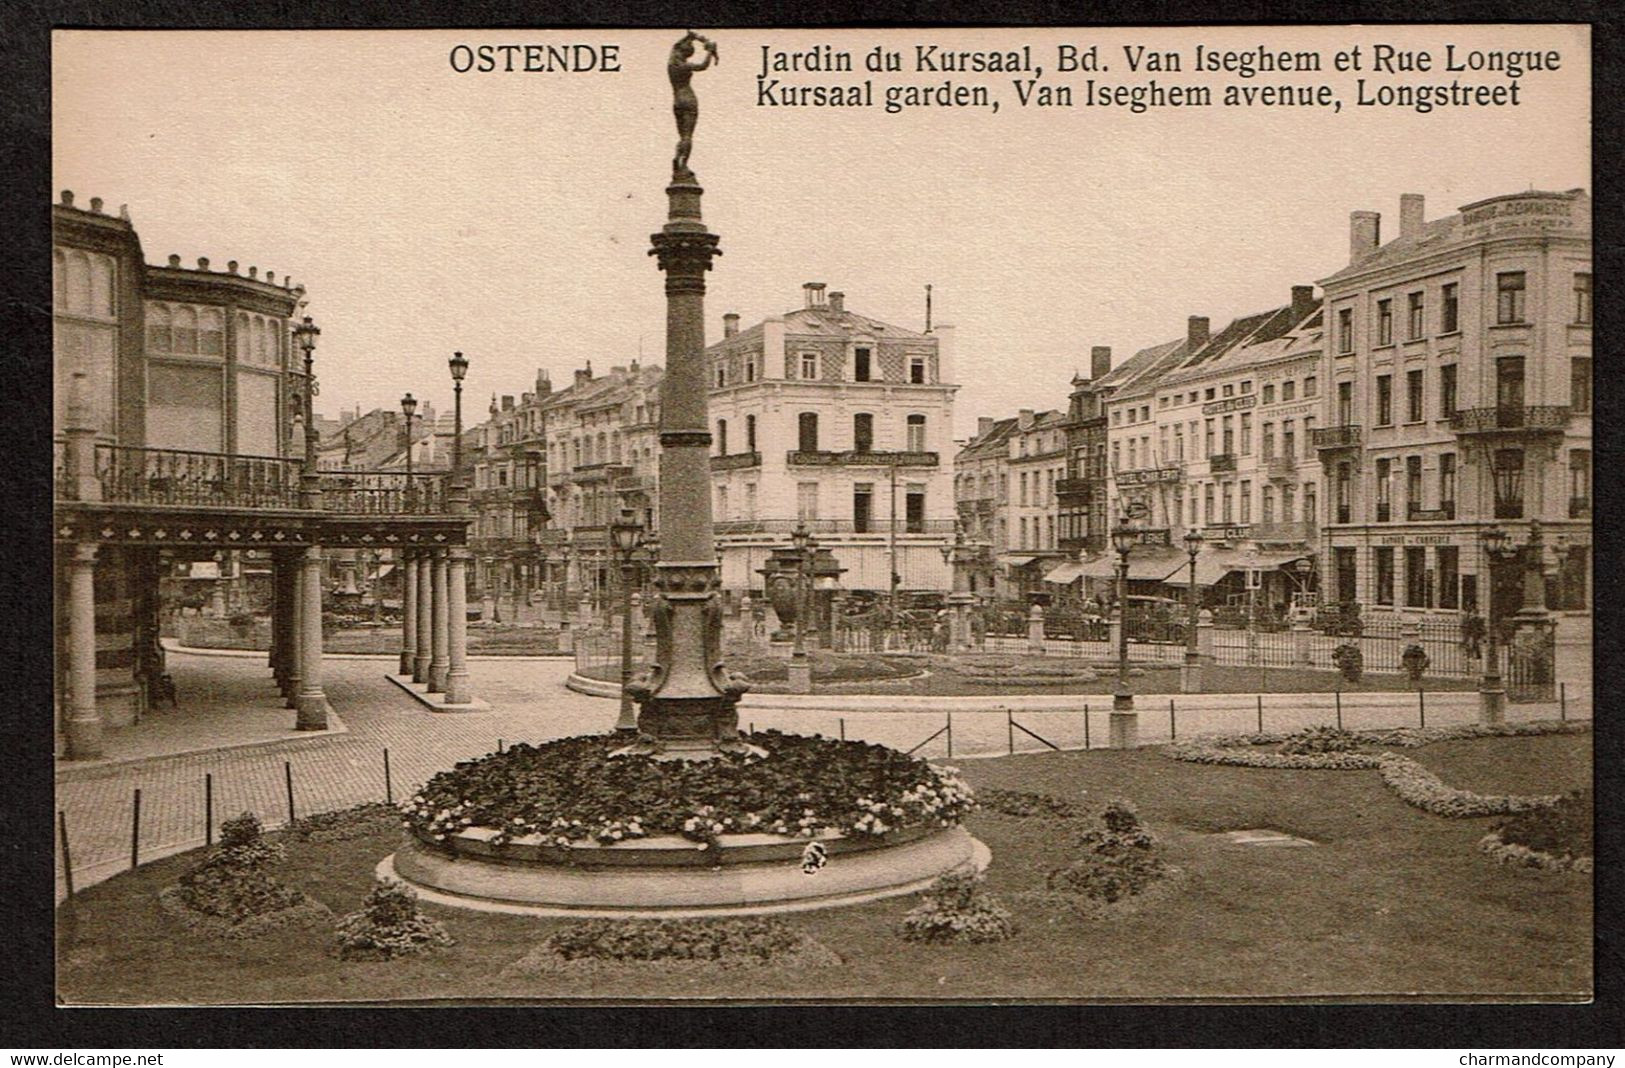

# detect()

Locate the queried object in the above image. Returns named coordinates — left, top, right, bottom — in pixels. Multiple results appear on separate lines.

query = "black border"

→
left=2, top=0, right=1619, bottom=1050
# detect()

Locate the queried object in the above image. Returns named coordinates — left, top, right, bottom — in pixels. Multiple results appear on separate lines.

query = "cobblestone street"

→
left=55, top=649, right=1589, bottom=902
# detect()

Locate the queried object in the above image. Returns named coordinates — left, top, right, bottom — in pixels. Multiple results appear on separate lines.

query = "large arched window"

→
left=798, top=412, right=819, bottom=453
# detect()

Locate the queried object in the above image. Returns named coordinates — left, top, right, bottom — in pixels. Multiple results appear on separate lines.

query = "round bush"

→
left=403, top=731, right=976, bottom=848
left=899, top=871, right=1016, bottom=944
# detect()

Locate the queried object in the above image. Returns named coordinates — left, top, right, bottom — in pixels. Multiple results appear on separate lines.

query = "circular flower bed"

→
left=1479, top=789, right=1593, bottom=872
left=1167, top=719, right=1590, bottom=770
left=402, top=730, right=976, bottom=851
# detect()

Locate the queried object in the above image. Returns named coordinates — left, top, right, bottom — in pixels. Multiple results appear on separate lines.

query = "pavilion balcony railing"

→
left=785, top=450, right=939, bottom=467
left=1265, top=455, right=1297, bottom=480
left=1054, top=477, right=1093, bottom=498
left=713, top=518, right=958, bottom=537
left=87, top=444, right=303, bottom=510
left=1311, top=425, right=1362, bottom=451
left=709, top=452, right=762, bottom=472
left=319, top=471, right=449, bottom=515
left=1449, top=406, right=1571, bottom=434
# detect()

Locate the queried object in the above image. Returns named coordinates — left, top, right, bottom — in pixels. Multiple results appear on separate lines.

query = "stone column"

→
left=1027, top=602, right=1046, bottom=655
left=577, top=590, right=593, bottom=628
left=64, top=542, right=102, bottom=760
left=414, top=550, right=433, bottom=683
left=269, top=554, right=286, bottom=692
left=429, top=550, right=450, bottom=692
left=400, top=552, right=418, bottom=676
left=285, top=553, right=303, bottom=709
left=445, top=548, right=472, bottom=704
left=295, top=544, right=327, bottom=730
left=1291, top=622, right=1313, bottom=667
left=209, top=580, right=227, bottom=618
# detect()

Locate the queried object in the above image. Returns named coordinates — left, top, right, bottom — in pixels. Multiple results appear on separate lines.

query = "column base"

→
left=1479, top=684, right=1506, bottom=726
left=64, top=713, right=104, bottom=761
left=445, top=671, right=472, bottom=706
left=1180, top=658, right=1204, bottom=694
left=412, top=656, right=429, bottom=684
left=295, top=692, right=328, bottom=731
left=429, top=662, right=449, bottom=693
left=1108, top=711, right=1138, bottom=749
left=399, top=651, right=414, bottom=676
left=787, top=659, right=812, bottom=694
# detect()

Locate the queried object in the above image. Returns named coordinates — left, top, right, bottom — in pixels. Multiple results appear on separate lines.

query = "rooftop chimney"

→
left=802, top=282, right=827, bottom=309
left=1399, top=193, right=1425, bottom=239
left=828, top=291, right=845, bottom=314
left=1350, top=210, right=1381, bottom=262
left=89, top=197, right=103, bottom=213
left=1018, top=409, right=1035, bottom=429
left=1090, top=345, right=1112, bottom=381
left=573, top=365, right=592, bottom=387
left=1187, top=316, right=1210, bottom=353
left=723, top=312, right=739, bottom=338
left=978, top=416, right=995, bottom=438
left=535, top=369, right=552, bottom=396
left=1290, top=285, right=1316, bottom=322
left=501, top=395, right=515, bottom=411
left=59, top=190, right=73, bottom=207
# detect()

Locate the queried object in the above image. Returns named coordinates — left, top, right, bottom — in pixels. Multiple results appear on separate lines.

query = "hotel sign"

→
left=1202, top=395, right=1257, bottom=416
left=1379, top=534, right=1452, bottom=546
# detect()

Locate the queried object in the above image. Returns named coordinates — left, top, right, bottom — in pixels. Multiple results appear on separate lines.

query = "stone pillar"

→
left=787, top=657, right=812, bottom=694
left=64, top=542, right=102, bottom=760
left=1108, top=708, right=1138, bottom=749
left=399, top=552, right=418, bottom=676
left=414, top=550, right=433, bottom=683
left=429, top=550, right=450, bottom=692
left=1196, top=610, right=1215, bottom=660
left=1107, top=614, right=1123, bottom=660
left=445, top=549, right=472, bottom=704
left=1401, top=617, right=1422, bottom=646
left=269, top=555, right=286, bottom=692
left=295, top=544, right=327, bottom=730
left=285, top=553, right=303, bottom=709
left=209, top=580, right=227, bottom=618
left=1027, top=602, right=1046, bottom=655
left=577, top=591, right=593, bottom=628
left=1291, top=622, right=1313, bottom=667
left=558, top=618, right=574, bottom=654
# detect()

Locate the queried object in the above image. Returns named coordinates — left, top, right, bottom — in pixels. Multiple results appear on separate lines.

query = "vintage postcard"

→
left=49, top=24, right=1591, bottom=1007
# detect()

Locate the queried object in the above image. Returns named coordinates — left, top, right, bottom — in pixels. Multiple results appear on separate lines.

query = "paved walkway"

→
left=54, top=649, right=1590, bottom=903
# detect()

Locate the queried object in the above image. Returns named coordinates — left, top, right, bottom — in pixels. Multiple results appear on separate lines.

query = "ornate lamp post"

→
left=289, top=315, right=326, bottom=729
left=1479, top=524, right=1513, bottom=725
left=292, top=317, right=321, bottom=490
left=611, top=510, right=646, bottom=732
left=400, top=392, right=418, bottom=478
left=790, top=522, right=815, bottom=661
left=939, top=521, right=978, bottom=652
left=619, top=32, right=753, bottom=758
left=1110, top=518, right=1137, bottom=733
left=1182, top=527, right=1203, bottom=689
left=448, top=352, right=468, bottom=488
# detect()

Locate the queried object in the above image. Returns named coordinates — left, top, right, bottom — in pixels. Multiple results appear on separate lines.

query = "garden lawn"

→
left=56, top=734, right=1589, bottom=1004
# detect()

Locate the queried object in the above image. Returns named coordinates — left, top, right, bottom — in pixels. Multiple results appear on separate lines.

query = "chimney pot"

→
left=197, top=257, right=209, bottom=270
left=167, top=254, right=181, bottom=268
left=802, top=282, right=827, bottom=308
left=1399, top=194, right=1425, bottom=239
left=89, top=197, right=103, bottom=213
left=1187, top=316, right=1210, bottom=352
left=1349, top=210, right=1381, bottom=262
left=723, top=312, right=740, bottom=338
left=1290, top=285, right=1316, bottom=321
left=1090, top=345, right=1112, bottom=380
left=227, top=260, right=239, bottom=274
left=60, top=190, right=73, bottom=207
left=501, top=395, right=514, bottom=411
left=977, top=416, right=995, bottom=438
left=828, top=291, right=845, bottom=314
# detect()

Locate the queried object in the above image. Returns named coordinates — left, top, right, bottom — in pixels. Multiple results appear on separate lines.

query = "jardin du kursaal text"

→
left=754, top=41, right=1565, bottom=114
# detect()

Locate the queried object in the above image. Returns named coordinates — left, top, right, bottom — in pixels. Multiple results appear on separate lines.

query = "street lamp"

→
left=611, top=509, right=646, bottom=732
left=790, top=522, right=815, bottom=661
left=1479, top=523, right=1513, bottom=725
left=292, top=317, right=321, bottom=477
left=448, top=351, right=468, bottom=487
left=1110, top=518, right=1138, bottom=716
left=400, top=392, right=418, bottom=478
left=1182, top=527, right=1203, bottom=681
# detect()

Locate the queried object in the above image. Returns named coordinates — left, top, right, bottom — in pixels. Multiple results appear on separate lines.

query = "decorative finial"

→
left=668, top=31, right=718, bottom=182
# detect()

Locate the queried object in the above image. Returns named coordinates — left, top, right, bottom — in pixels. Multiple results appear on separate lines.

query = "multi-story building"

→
left=705, top=283, right=959, bottom=594
left=1055, top=346, right=1113, bottom=558
left=1313, top=190, right=1591, bottom=622
left=1000, top=408, right=1069, bottom=598
left=52, top=191, right=470, bottom=759
left=953, top=415, right=1016, bottom=596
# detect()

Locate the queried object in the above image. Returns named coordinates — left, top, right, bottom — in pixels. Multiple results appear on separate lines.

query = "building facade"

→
left=1314, top=189, right=1592, bottom=621
left=1056, top=346, right=1114, bottom=558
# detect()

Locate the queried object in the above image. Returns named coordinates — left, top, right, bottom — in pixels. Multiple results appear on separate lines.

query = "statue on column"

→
left=669, top=31, right=718, bottom=181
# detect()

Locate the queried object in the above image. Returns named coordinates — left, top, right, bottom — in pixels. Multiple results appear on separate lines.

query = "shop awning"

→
left=1043, top=560, right=1085, bottom=584
left=1164, top=549, right=1311, bottom=587
left=1074, top=550, right=1187, bottom=582
left=1001, top=555, right=1038, bottom=568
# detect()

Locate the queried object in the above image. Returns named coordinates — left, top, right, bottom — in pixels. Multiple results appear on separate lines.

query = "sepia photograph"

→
left=47, top=23, right=1592, bottom=1007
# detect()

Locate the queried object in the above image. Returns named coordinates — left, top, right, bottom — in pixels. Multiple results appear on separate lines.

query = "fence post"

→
left=59, top=811, right=74, bottom=899
left=383, top=748, right=393, bottom=805
left=130, top=788, right=141, bottom=870
left=497, top=738, right=504, bottom=753
left=1256, top=694, right=1264, bottom=734
left=839, top=718, right=846, bottom=742
left=1560, top=682, right=1567, bottom=721
left=1335, top=687, right=1342, bottom=731
left=204, top=773, right=213, bottom=847
left=1007, top=711, right=1014, bottom=755
left=1083, top=702, right=1091, bottom=750
left=1169, top=698, right=1177, bottom=740
left=1418, top=686, right=1425, bottom=729
left=284, top=761, right=295, bottom=826
left=946, top=712, right=953, bottom=758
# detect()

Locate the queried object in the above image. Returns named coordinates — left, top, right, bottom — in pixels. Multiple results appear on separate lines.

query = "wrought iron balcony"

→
left=1265, top=455, right=1297, bottom=480
left=713, top=518, right=957, bottom=537
left=1311, top=425, right=1362, bottom=451
left=709, top=451, right=761, bottom=471
left=85, top=444, right=303, bottom=510
left=1208, top=453, right=1238, bottom=474
left=1449, top=406, right=1571, bottom=435
left=319, top=471, right=448, bottom=515
left=786, top=450, right=939, bottom=467
left=1406, top=502, right=1456, bottom=521
left=1054, top=477, right=1093, bottom=498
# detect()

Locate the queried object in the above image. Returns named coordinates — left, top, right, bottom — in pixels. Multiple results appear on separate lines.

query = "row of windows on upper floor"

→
left=1116, top=375, right=1323, bottom=429
left=1345, top=354, right=1590, bottom=429
left=1332, top=272, right=1592, bottom=355
left=715, top=412, right=932, bottom=456
left=715, top=348, right=934, bottom=387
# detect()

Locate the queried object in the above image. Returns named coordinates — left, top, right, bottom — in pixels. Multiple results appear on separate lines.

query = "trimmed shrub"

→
left=162, top=812, right=330, bottom=938
left=1401, top=644, right=1431, bottom=682
left=1046, top=801, right=1167, bottom=905
left=976, top=788, right=1090, bottom=820
left=291, top=803, right=402, bottom=843
left=526, top=917, right=840, bottom=969
left=334, top=880, right=454, bottom=960
left=1332, top=642, right=1364, bottom=683
left=1277, top=725, right=1362, bottom=755
left=899, top=870, right=1015, bottom=944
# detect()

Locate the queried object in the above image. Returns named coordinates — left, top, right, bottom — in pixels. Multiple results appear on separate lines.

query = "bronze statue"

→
left=669, top=31, right=718, bottom=180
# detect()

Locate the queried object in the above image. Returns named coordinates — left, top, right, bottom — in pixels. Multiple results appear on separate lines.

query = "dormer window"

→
left=910, top=356, right=926, bottom=384
left=799, top=352, right=818, bottom=380
left=854, top=347, right=872, bottom=382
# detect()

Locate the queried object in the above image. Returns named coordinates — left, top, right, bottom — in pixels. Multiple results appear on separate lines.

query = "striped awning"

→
left=1043, top=560, right=1085, bottom=584
left=1074, top=550, right=1187, bottom=582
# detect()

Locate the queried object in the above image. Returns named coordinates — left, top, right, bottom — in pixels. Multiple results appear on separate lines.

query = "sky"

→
left=53, top=26, right=1589, bottom=438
